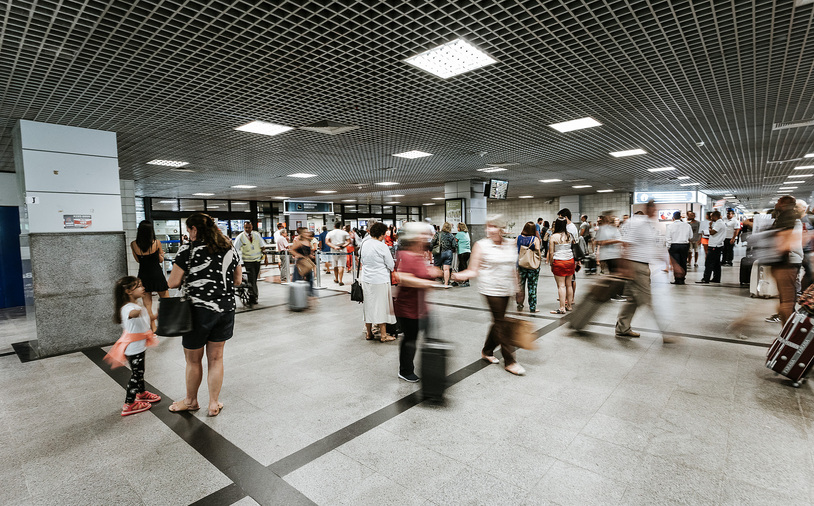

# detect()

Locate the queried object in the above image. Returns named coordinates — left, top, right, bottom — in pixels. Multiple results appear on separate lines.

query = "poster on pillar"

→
left=445, top=199, right=465, bottom=225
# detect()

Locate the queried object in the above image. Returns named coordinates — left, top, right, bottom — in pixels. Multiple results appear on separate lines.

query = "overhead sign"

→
left=283, top=201, right=334, bottom=214
left=634, top=191, right=697, bottom=204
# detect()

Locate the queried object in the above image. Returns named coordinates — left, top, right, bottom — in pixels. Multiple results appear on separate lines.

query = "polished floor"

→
left=1, top=246, right=813, bottom=505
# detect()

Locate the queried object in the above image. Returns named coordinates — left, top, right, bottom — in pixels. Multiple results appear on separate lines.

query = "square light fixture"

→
left=287, top=173, right=317, bottom=178
left=518, top=195, right=534, bottom=199
left=235, top=120, right=293, bottom=136
left=193, top=193, right=214, bottom=196
left=403, top=38, right=497, bottom=79
left=393, top=150, right=433, bottom=159
left=680, top=183, right=700, bottom=186
left=231, top=185, right=257, bottom=189
left=609, top=149, right=646, bottom=157
left=147, top=159, right=189, bottom=167
left=789, top=174, right=813, bottom=177
left=572, top=185, right=592, bottom=189
left=648, top=167, right=676, bottom=172
left=548, top=117, right=602, bottom=133
left=597, top=189, right=614, bottom=193
left=539, top=179, right=562, bottom=183
left=676, top=176, right=691, bottom=180
left=375, top=182, right=399, bottom=186
left=431, top=197, right=445, bottom=200
left=795, top=166, right=814, bottom=170
left=477, top=167, right=507, bottom=173
left=315, top=190, right=336, bottom=194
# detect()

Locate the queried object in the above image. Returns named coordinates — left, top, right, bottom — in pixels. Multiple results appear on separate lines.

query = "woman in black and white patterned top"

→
left=167, top=213, right=242, bottom=417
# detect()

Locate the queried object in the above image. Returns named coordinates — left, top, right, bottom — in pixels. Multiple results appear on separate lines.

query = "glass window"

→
left=356, top=205, right=369, bottom=214
left=396, top=214, right=408, bottom=224
left=152, top=199, right=178, bottom=211
left=207, top=200, right=228, bottom=211
left=136, top=198, right=146, bottom=224
left=396, top=206, right=408, bottom=214
left=410, top=207, right=420, bottom=214
left=370, top=205, right=382, bottom=214
left=179, top=199, right=204, bottom=211
left=382, top=206, right=393, bottom=214
left=230, top=201, right=251, bottom=213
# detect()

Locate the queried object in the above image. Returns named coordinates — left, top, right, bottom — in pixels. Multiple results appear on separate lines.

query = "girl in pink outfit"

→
left=107, top=276, right=161, bottom=416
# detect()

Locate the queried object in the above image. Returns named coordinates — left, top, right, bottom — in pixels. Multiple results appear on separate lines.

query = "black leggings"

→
left=457, top=252, right=470, bottom=272
left=398, top=317, right=420, bottom=376
left=125, top=352, right=146, bottom=404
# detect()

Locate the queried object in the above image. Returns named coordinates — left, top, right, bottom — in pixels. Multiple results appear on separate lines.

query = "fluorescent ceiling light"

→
left=783, top=181, right=803, bottom=185
left=677, top=176, right=691, bottom=180
left=779, top=187, right=798, bottom=190
left=342, top=199, right=357, bottom=202
left=158, top=200, right=176, bottom=203
left=548, top=117, right=602, bottom=133
left=403, top=38, right=497, bottom=79
left=609, top=149, right=646, bottom=157
left=648, top=167, right=676, bottom=172
left=477, top=167, right=507, bottom=173
left=572, top=185, right=592, bottom=189
left=597, top=189, right=614, bottom=193
left=193, top=193, right=214, bottom=196
left=387, top=195, right=405, bottom=198
left=288, top=173, right=317, bottom=178
left=795, top=166, right=814, bottom=170
left=272, top=196, right=289, bottom=199
left=375, top=182, right=399, bottom=186
left=235, top=120, right=293, bottom=136
left=423, top=203, right=435, bottom=206
left=147, top=159, right=189, bottom=167
left=788, top=174, right=812, bottom=178
left=432, top=197, right=445, bottom=200
left=231, top=185, right=257, bottom=189
left=805, top=153, right=814, bottom=158
left=393, top=150, right=433, bottom=159
left=232, top=202, right=248, bottom=205
left=518, top=195, right=534, bottom=199
left=386, top=201, right=400, bottom=204
left=540, top=179, right=562, bottom=183
left=315, top=190, right=336, bottom=194
left=680, top=183, right=700, bottom=186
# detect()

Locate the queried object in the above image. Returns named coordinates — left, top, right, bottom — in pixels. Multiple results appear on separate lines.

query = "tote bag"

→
left=156, top=294, right=192, bottom=336
left=518, top=236, right=542, bottom=270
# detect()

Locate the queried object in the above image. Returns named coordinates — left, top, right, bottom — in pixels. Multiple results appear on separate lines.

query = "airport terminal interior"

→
left=1, top=1, right=813, bottom=504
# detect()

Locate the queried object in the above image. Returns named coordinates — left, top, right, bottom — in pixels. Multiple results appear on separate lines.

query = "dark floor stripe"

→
left=82, top=347, right=314, bottom=506
left=188, top=483, right=246, bottom=506
left=0, top=350, right=16, bottom=357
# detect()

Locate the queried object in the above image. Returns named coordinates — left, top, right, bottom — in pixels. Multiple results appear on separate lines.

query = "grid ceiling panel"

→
left=0, top=0, right=812, bottom=208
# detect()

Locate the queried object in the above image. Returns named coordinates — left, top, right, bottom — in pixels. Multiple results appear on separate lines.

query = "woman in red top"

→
left=393, top=223, right=442, bottom=382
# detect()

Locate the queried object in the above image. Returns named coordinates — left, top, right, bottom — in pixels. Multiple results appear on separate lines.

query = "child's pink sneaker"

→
left=135, top=391, right=161, bottom=403
left=121, top=401, right=152, bottom=416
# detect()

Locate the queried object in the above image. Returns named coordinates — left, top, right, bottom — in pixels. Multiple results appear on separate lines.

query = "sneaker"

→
left=121, top=401, right=152, bottom=416
left=765, top=315, right=781, bottom=323
left=398, top=372, right=420, bottom=383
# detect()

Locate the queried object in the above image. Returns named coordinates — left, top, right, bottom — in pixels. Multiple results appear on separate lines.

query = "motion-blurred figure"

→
left=769, top=196, right=805, bottom=324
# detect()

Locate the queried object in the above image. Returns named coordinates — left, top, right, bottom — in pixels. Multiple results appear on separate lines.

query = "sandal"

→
left=550, top=309, right=566, bottom=314
left=364, top=332, right=375, bottom=340
left=207, top=402, right=224, bottom=417
left=121, top=401, right=152, bottom=416
left=380, top=335, right=397, bottom=342
left=135, top=391, right=161, bottom=403
left=169, top=399, right=200, bottom=412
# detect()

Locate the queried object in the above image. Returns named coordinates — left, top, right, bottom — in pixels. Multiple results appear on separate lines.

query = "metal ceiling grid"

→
left=0, top=0, right=812, bottom=209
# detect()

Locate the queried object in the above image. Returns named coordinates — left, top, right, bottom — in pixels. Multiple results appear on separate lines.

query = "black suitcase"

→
left=569, top=276, right=627, bottom=332
left=420, top=334, right=450, bottom=403
left=386, top=321, right=401, bottom=337
left=740, top=255, right=755, bottom=286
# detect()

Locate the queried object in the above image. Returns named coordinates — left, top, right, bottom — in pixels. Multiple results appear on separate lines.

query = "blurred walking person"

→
left=516, top=221, right=542, bottom=313
left=769, top=197, right=805, bottom=324
left=547, top=217, right=575, bottom=314
left=453, top=215, right=525, bottom=376
left=291, top=227, right=316, bottom=298
left=594, top=211, right=625, bottom=300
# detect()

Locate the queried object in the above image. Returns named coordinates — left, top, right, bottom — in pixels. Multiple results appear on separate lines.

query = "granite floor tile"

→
left=526, top=460, right=627, bottom=506
left=432, top=465, right=532, bottom=506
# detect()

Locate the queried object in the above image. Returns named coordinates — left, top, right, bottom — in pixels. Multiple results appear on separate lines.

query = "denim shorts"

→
left=182, top=307, right=235, bottom=350
left=434, top=249, right=453, bottom=266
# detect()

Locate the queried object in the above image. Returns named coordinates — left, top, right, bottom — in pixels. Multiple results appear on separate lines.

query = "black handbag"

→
left=156, top=293, right=193, bottom=336
left=350, top=243, right=364, bottom=303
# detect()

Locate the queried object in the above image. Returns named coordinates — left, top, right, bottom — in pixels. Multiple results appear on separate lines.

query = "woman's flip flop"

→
left=168, top=399, right=200, bottom=412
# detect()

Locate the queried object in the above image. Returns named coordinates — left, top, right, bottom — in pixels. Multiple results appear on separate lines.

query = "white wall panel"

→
left=17, top=120, right=118, bottom=158
left=21, top=150, right=120, bottom=194
left=25, top=192, right=124, bottom=233
left=0, top=173, right=21, bottom=206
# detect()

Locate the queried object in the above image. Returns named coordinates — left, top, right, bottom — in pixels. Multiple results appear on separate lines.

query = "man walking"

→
left=722, top=209, right=741, bottom=266
left=697, top=211, right=725, bottom=284
left=234, top=221, right=266, bottom=304
left=686, top=211, right=701, bottom=268
left=615, top=200, right=674, bottom=343
left=666, top=211, right=692, bottom=285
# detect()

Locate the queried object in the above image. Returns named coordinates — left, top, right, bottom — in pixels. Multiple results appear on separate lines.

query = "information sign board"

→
left=634, top=191, right=697, bottom=204
left=284, top=201, right=334, bottom=214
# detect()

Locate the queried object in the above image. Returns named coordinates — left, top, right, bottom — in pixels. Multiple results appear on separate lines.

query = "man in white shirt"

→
left=615, top=200, right=674, bottom=343
left=722, top=209, right=741, bottom=266
left=666, top=211, right=693, bottom=285
left=697, top=211, right=726, bottom=284
left=686, top=211, right=701, bottom=268
left=326, top=221, right=350, bottom=285
left=234, top=221, right=267, bottom=304
left=273, top=223, right=290, bottom=283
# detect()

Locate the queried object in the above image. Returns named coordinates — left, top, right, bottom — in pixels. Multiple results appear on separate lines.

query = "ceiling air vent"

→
left=772, top=118, right=814, bottom=131
left=299, top=121, right=360, bottom=135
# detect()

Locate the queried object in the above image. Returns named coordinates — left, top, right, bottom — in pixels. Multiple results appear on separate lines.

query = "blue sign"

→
left=634, top=191, right=697, bottom=204
left=284, top=201, right=334, bottom=214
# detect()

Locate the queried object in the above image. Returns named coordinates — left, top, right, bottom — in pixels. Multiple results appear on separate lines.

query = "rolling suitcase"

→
left=569, top=276, right=627, bottom=332
left=750, top=262, right=779, bottom=298
left=420, top=336, right=450, bottom=403
left=739, top=255, right=755, bottom=286
left=767, top=311, right=814, bottom=386
left=288, top=281, right=309, bottom=311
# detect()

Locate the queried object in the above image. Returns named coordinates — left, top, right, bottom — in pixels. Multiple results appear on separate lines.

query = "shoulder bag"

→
left=518, top=236, right=542, bottom=270
left=571, top=234, right=588, bottom=261
left=350, top=242, right=364, bottom=303
left=156, top=285, right=193, bottom=336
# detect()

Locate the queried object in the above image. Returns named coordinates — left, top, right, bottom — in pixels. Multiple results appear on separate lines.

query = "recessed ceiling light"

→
left=147, top=159, right=189, bottom=167
left=572, top=185, right=592, bottom=189
left=540, top=179, right=562, bottom=183
left=597, top=189, right=614, bottom=193
left=477, top=167, right=507, bottom=173
left=432, top=197, right=445, bottom=200
left=375, top=182, right=399, bottom=186
left=403, top=38, right=497, bottom=79
left=677, top=176, right=691, bottom=180
left=795, top=166, right=814, bottom=170
left=805, top=153, right=814, bottom=158
left=386, top=201, right=401, bottom=204
left=193, top=193, right=215, bottom=196
left=315, top=190, right=336, bottom=194
left=680, top=183, right=700, bottom=186
left=288, top=173, right=317, bottom=178
left=342, top=199, right=357, bottom=202
left=235, top=120, right=293, bottom=136
left=231, top=185, right=257, bottom=189
left=423, top=203, right=435, bottom=206
left=783, top=181, right=804, bottom=185
left=609, top=149, right=646, bottom=157
left=648, top=167, right=677, bottom=172
left=779, top=187, right=798, bottom=190
left=789, top=174, right=813, bottom=178
left=393, top=150, right=433, bottom=159
left=518, top=195, right=534, bottom=199
left=158, top=200, right=176, bottom=203
left=272, top=196, right=289, bottom=199
left=548, top=117, right=602, bottom=133
left=387, top=194, right=405, bottom=198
